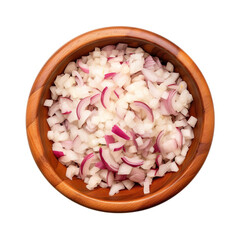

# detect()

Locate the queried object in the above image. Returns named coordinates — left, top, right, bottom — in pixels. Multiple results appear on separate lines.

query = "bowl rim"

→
left=26, top=26, right=214, bottom=212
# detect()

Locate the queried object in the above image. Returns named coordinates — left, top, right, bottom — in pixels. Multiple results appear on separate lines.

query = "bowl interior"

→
left=38, top=36, right=203, bottom=203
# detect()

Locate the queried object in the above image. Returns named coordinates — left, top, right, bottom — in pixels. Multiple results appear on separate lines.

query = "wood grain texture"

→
left=26, top=26, right=214, bottom=212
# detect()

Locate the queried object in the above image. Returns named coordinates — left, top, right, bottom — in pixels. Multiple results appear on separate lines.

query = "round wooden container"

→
left=26, top=27, right=214, bottom=212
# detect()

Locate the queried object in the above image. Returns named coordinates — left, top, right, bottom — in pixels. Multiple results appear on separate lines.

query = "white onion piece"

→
left=61, top=140, right=73, bottom=150
left=175, top=155, right=185, bottom=165
left=147, top=169, right=157, bottom=178
left=58, top=156, right=72, bottom=166
left=72, top=135, right=82, bottom=153
left=64, top=62, right=77, bottom=74
left=181, top=145, right=189, bottom=157
left=109, top=182, right=125, bottom=196
left=107, top=171, right=114, bottom=186
left=166, top=62, right=174, bottom=72
left=122, top=180, right=135, bottom=190
left=161, top=91, right=169, bottom=100
left=86, top=174, right=101, bottom=190
left=155, top=154, right=162, bottom=167
left=116, top=105, right=127, bottom=119
left=143, top=177, right=152, bottom=194
left=102, top=45, right=115, bottom=54
left=157, top=162, right=171, bottom=177
left=148, top=81, right=161, bottom=98
left=129, top=168, right=145, bottom=183
left=144, top=56, right=156, bottom=70
left=187, top=116, right=198, bottom=127
left=44, top=99, right=53, bottom=107
left=59, top=97, right=73, bottom=114
left=48, top=102, right=59, bottom=117
left=99, top=169, right=108, bottom=182
left=181, top=128, right=194, bottom=139
left=138, top=138, right=151, bottom=150
left=66, top=165, right=79, bottom=180
left=78, top=110, right=91, bottom=128
left=153, top=57, right=162, bottom=68
left=175, top=119, right=188, bottom=128
left=118, top=163, right=133, bottom=175
left=51, top=123, right=66, bottom=132
left=85, top=118, right=97, bottom=133
left=160, top=139, right=178, bottom=154
left=142, top=68, right=159, bottom=82
left=170, top=162, right=179, bottom=172
left=99, top=181, right=108, bottom=188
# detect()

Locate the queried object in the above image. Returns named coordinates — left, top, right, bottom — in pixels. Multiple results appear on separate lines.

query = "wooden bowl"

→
left=26, top=27, right=214, bottom=212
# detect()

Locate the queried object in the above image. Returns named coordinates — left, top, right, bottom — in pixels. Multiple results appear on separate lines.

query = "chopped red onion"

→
left=76, top=97, right=91, bottom=120
left=90, top=93, right=101, bottom=105
left=121, top=156, right=144, bottom=167
left=80, top=153, right=95, bottom=178
left=77, top=60, right=89, bottom=73
left=61, top=140, right=73, bottom=150
left=53, top=150, right=64, bottom=158
left=153, top=57, right=162, bottom=68
left=133, top=101, right=154, bottom=122
left=138, top=138, right=151, bottom=150
left=107, top=171, right=114, bottom=186
left=99, top=147, right=119, bottom=172
left=45, top=43, right=197, bottom=196
left=144, top=56, right=156, bottom=70
left=101, top=87, right=111, bottom=109
left=129, top=168, right=145, bottom=183
left=72, top=70, right=84, bottom=86
left=109, top=142, right=125, bottom=151
left=95, top=161, right=106, bottom=169
left=104, top=72, right=117, bottom=79
left=112, top=125, right=130, bottom=140
left=142, top=68, right=160, bottom=82
left=155, top=154, right=163, bottom=167
left=104, top=135, right=115, bottom=146
left=115, top=174, right=128, bottom=181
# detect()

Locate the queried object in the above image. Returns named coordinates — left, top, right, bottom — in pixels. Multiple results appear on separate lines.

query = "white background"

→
left=0, top=0, right=239, bottom=239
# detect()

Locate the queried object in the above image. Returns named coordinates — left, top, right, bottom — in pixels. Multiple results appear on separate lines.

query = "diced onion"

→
left=45, top=43, right=197, bottom=196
